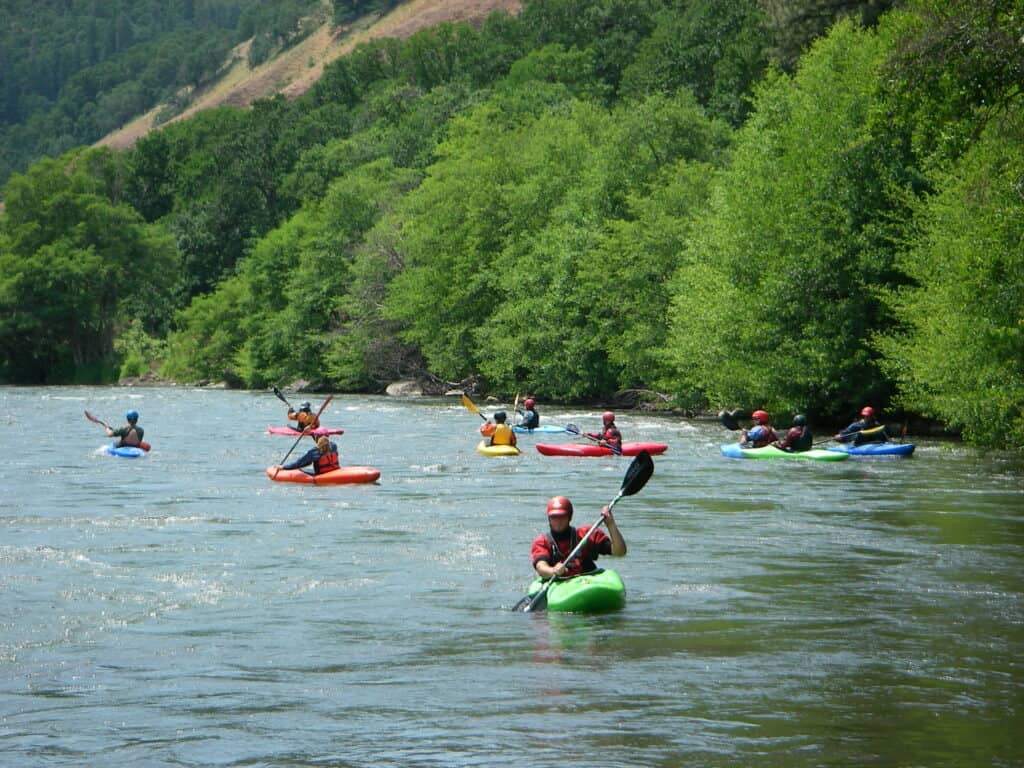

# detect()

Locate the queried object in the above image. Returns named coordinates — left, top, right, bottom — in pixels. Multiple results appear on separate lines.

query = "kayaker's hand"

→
left=600, top=505, right=615, bottom=526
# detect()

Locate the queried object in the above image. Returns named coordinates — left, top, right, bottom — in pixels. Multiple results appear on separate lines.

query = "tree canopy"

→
left=1, top=0, right=1021, bottom=447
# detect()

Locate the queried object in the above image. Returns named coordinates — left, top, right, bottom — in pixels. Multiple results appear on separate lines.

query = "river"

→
left=1, top=386, right=1021, bottom=767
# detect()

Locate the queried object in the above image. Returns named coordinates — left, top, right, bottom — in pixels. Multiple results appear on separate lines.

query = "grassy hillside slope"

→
left=98, top=0, right=520, bottom=151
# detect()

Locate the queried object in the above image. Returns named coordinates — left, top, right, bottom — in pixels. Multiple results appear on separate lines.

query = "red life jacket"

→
left=314, top=450, right=340, bottom=474
left=545, top=527, right=600, bottom=578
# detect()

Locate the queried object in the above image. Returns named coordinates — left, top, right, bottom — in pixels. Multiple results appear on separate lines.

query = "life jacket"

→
left=545, top=528, right=597, bottom=578
left=520, top=410, right=539, bottom=429
left=746, top=425, right=777, bottom=448
left=491, top=423, right=515, bottom=446
left=603, top=425, right=622, bottom=449
left=792, top=426, right=813, bottom=451
left=314, top=448, right=340, bottom=474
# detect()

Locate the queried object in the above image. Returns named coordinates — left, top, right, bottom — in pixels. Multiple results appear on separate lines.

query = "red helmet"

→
left=860, top=406, right=875, bottom=418
left=546, top=496, right=573, bottom=518
left=524, top=398, right=535, bottom=409
left=752, top=409, right=769, bottom=423
left=602, top=411, right=615, bottom=425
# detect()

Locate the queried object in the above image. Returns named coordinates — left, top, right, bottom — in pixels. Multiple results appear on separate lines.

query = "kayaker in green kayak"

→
left=774, top=414, right=813, bottom=452
left=834, top=406, right=885, bottom=445
left=530, top=495, right=626, bottom=580
left=740, top=409, right=778, bottom=448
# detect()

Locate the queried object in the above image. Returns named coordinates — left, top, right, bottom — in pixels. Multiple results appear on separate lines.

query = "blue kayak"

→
left=105, top=444, right=146, bottom=458
left=827, top=442, right=915, bottom=457
left=513, top=424, right=568, bottom=434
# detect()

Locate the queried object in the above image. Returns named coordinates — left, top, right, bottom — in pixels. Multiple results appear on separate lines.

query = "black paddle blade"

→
left=514, top=592, right=547, bottom=612
left=621, top=450, right=654, bottom=497
left=719, top=409, right=741, bottom=430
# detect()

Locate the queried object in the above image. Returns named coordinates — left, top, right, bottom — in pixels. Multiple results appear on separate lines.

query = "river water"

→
left=1, top=386, right=1021, bottom=768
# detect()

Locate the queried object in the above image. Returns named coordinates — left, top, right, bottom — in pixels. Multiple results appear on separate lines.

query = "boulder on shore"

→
left=386, top=380, right=424, bottom=397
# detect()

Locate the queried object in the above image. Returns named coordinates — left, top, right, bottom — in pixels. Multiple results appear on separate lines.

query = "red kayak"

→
left=266, top=426, right=345, bottom=436
left=535, top=441, right=668, bottom=457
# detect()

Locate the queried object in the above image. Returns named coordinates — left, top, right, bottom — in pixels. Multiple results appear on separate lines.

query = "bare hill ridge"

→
left=98, top=0, right=521, bottom=151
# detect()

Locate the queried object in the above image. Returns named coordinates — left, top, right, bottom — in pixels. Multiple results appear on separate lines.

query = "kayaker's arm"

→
left=602, top=506, right=626, bottom=556
left=535, top=558, right=569, bottom=579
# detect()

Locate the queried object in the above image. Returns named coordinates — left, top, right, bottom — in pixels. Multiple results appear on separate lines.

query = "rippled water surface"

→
left=1, top=386, right=1021, bottom=767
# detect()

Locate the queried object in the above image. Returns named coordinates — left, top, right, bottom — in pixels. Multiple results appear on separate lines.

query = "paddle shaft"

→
left=274, top=395, right=334, bottom=475
left=565, top=423, right=622, bottom=454
left=273, top=386, right=294, bottom=410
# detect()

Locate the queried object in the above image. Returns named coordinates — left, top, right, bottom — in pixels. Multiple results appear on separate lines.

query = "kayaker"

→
left=530, top=496, right=626, bottom=580
left=106, top=410, right=144, bottom=448
left=740, top=409, right=777, bottom=448
left=287, top=401, right=320, bottom=432
left=281, top=435, right=339, bottom=475
left=774, top=414, right=813, bottom=452
left=835, top=406, right=884, bottom=445
left=587, top=411, right=622, bottom=452
left=517, top=398, right=540, bottom=429
left=488, top=411, right=517, bottom=448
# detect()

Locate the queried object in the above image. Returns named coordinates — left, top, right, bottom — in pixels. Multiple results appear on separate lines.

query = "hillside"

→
left=98, top=0, right=521, bottom=151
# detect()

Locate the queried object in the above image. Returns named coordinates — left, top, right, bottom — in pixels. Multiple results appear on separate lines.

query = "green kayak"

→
left=524, top=568, right=626, bottom=613
left=720, top=443, right=848, bottom=461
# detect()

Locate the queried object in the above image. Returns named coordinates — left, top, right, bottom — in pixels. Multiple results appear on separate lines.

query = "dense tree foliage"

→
left=0, top=0, right=320, bottom=187
left=1, top=0, right=1021, bottom=447
left=0, top=148, right=178, bottom=382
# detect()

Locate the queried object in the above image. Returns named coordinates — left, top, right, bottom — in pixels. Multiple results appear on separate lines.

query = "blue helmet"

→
left=126, top=410, right=139, bottom=422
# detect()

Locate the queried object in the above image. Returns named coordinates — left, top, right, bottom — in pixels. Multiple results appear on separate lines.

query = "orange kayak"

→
left=265, top=465, right=380, bottom=485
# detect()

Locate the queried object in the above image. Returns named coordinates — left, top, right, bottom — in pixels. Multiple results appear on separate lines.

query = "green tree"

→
left=667, top=18, right=899, bottom=418
left=0, top=148, right=178, bottom=383
left=876, top=108, right=1024, bottom=446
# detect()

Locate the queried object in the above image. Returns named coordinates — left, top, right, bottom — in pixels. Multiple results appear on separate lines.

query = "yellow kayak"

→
left=476, top=440, right=520, bottom=457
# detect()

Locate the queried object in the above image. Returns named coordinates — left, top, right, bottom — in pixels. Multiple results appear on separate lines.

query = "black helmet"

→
left=794, top=414, right=806, bottom=426
left=494, top=411, right=507, bottom=423
left=299, top=401, right=312, bottom=411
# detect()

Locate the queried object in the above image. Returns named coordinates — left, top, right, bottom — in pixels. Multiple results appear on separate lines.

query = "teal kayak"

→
left=720, top=444, right=848, bottom=461
left=524, top=568, right=626, bottom=613
left=513, top=424, right=568, bottom=434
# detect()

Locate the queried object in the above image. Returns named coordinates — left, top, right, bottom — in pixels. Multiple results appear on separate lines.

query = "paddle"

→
left=520, top=450, right=654, bottom=613
left=273, top=386, right=294, bottom=410
left=718, top=409, right=748, bottom=431
left=85, top=410, right=151, bottom=452
left=461, top=393, right=487, bottom=422
left=565, top=423, right=622, bottom=455
left=512, top=392, right=520, bottom=426
left=273, top=395, right=334, bottom=477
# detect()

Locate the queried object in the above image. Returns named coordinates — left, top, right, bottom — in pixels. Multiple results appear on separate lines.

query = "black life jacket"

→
left=545, top=528, right=597, bottom=577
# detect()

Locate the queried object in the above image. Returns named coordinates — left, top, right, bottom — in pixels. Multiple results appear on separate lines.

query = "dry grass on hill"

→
left=97, top=0, right=521, bottom=151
